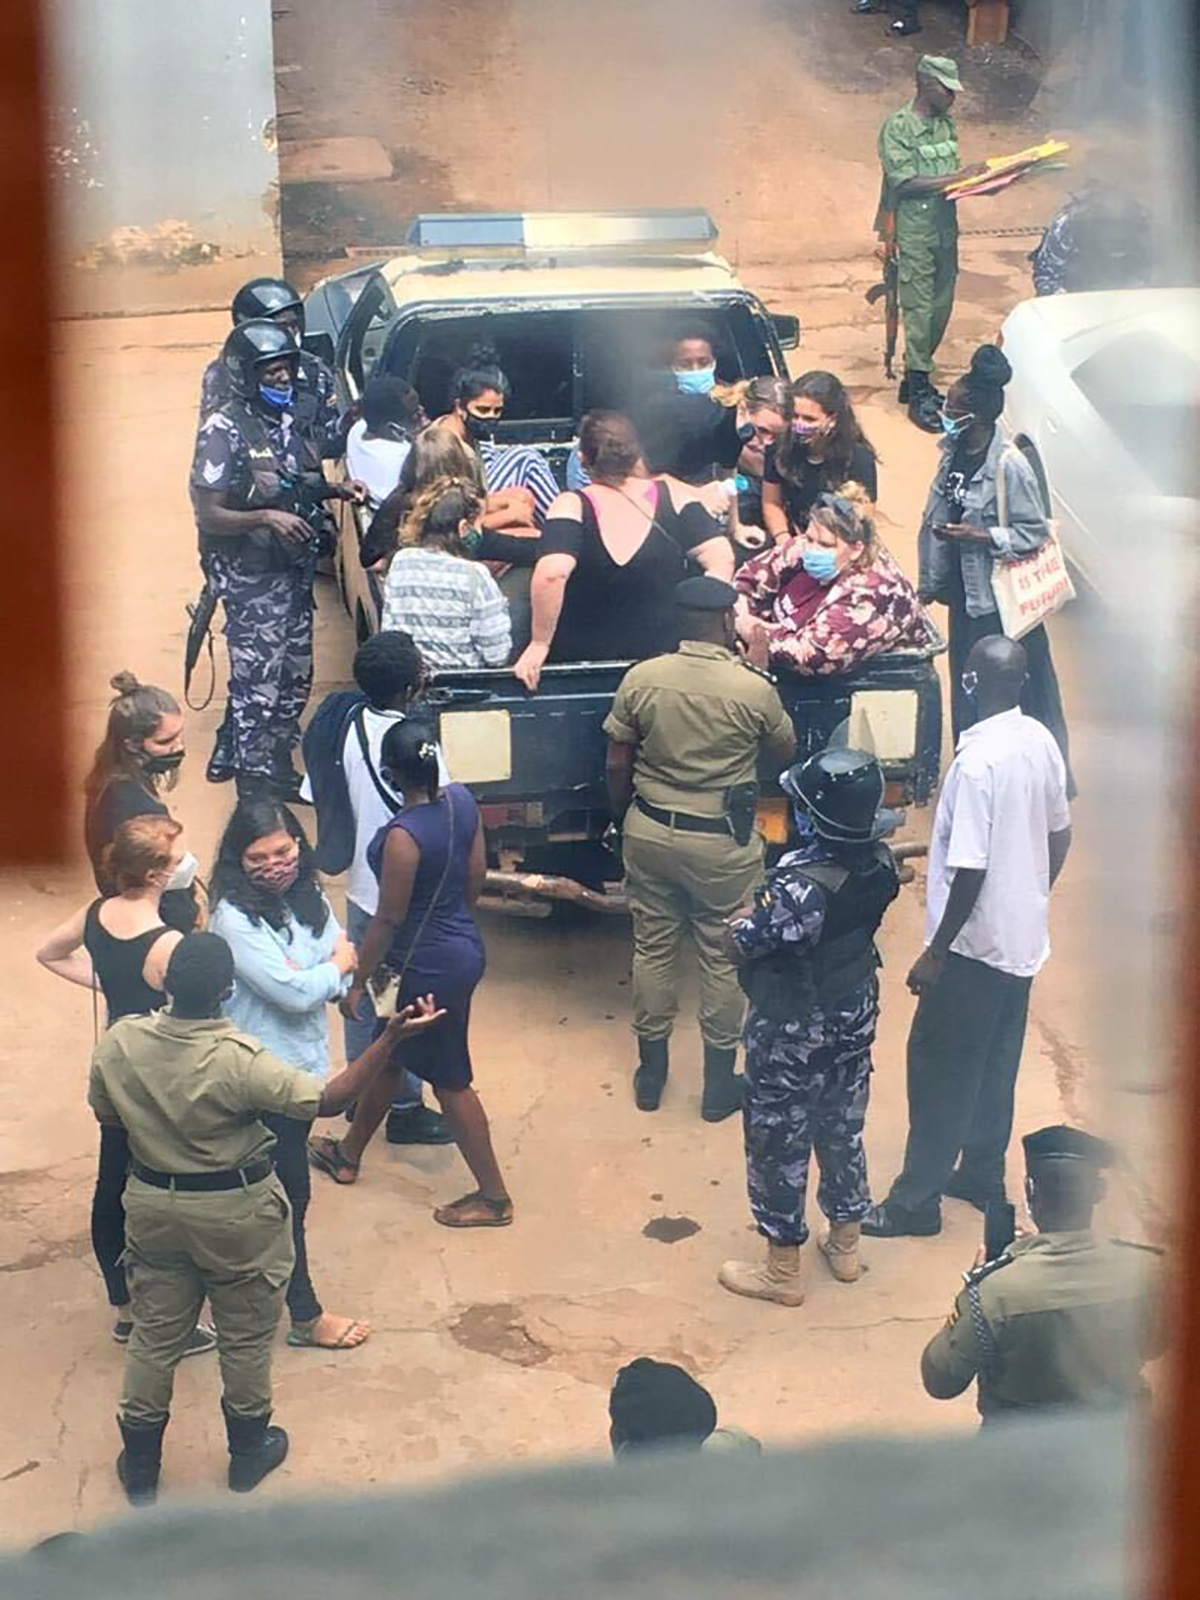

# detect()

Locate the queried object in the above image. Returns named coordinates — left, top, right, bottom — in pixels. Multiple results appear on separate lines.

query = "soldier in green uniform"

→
left=88, top=933, right=442, bottom=1506
left=920, top=1125, right=1163, bottom=1423
left=878, top=56, right=984, bottom=431
left=603, top=577, right=796, bottom=1121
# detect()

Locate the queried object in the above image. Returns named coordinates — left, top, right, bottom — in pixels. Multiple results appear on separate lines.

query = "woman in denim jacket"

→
left=917, top=344, right=1072, bottom=782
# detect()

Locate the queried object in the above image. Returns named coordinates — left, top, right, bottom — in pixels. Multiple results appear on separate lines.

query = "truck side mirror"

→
left=770, top=314, right=801, bottom=351
left=302, top=331, right=337, bottom=366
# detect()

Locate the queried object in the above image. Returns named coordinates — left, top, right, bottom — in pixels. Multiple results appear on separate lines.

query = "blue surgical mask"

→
left=802, top=547, right=839, bottom=585
left=259, top=382, right=294, bottom=409
left=674, top=364, right=716, bottom=396
left=940, top=410, right=973, bottom=438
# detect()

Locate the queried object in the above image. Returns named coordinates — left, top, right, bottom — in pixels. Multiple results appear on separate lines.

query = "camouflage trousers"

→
left=205, top=550, right=315, bottom=784
left=742, top=981, right=878, bottom=1246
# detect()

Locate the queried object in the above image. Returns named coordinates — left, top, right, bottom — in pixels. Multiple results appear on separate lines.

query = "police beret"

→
left=1022, top=1124, right=1114, bottom=1169
left=675, top=575, right=737, bottom=611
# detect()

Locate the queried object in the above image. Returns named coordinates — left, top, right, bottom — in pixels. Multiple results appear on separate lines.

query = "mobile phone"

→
left=984, top=1200, right=1016, bottom=1261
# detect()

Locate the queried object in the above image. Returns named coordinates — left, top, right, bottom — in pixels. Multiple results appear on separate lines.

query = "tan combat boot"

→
left=717, top=1241, right=805, bottom=1307
left=818, top=1221, right=862, bottom=1283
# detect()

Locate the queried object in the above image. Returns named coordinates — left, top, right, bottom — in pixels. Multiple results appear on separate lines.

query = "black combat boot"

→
left=906, top=372, right=943, bottom=433
left=633, top=1038, right=669, bottom=1111
left=701, top=1045, right=744, bottom=1123
left=223, top=1402, right=290, bottom=1493
left=116, top=1415, right=168, bottom=1507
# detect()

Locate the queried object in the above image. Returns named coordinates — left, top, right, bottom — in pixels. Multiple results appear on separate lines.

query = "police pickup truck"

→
left=304, top=209, right=943, bottom=912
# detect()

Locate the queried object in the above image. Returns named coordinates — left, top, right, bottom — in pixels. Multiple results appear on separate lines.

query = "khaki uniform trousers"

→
left=120, top=1175, right=295, bottom=1428
left=623, top=805, right=765, bottom=1053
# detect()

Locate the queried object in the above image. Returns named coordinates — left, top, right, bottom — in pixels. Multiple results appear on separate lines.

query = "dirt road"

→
left=0, top=0, right=1133, bottom=1544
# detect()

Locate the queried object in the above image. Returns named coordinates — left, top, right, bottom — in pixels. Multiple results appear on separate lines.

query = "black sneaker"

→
left=385, top=1105, right=454, bottom=1145
left=861, top=1201, right=942, bottom=1237
left=890, top=15, right=922, bottom=34
left=944, top=1170, right=1007, bottom=1213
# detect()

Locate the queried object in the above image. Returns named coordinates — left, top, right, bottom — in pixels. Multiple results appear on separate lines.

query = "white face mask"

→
left=166, top=851, right=199, bottom=891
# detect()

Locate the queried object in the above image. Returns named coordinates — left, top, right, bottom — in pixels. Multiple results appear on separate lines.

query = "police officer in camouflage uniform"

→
left=604, top=577, right=796, bottom=1122
left=718, top=750, right=901, bottom=1308
left=191, top=319, right=360, bottom=799
left=199, top=276, right=342, bottom=458
left=921, top=1125, right=1163, bottom=1423
left=878, top=56, right=983, bottom=432
left=88, top=933, right=442, bottom=1505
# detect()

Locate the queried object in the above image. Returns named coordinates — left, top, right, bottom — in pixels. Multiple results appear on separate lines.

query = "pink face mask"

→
left=246, top=852, right=300, bottom=894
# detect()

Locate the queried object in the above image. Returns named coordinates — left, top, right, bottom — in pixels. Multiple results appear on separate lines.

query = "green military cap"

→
left=1023, top=1124, right=1114, bottom=1169
left=674, top=575, right=737, bottom=611
left=917, top=54, right=963, bottom=93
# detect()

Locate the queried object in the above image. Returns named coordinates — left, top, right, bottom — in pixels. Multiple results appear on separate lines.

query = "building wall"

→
left=46, top=0, right=281, bottom=314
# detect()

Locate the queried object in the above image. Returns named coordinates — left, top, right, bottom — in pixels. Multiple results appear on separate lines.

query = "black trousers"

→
left=92, top=1123, right=131, bottom=1308
left=886, top=953, right=1033, bottom=1214
left=261, top=1112, right=323, bottom=1325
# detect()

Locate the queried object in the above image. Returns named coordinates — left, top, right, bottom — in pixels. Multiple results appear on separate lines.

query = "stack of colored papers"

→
left=945, top=139, right=1070, bottom=200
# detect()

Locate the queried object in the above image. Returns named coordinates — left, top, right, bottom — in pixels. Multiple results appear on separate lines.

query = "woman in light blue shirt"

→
left=209, top=798, right=367, bottom=1351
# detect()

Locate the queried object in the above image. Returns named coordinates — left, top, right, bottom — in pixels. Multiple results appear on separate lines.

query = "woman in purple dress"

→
left=309, top=722, right=512, bottom=1227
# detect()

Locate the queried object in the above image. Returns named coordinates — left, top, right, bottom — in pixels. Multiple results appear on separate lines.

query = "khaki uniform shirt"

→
left=922, top=1231, right=1160, bottom=1421
left=603, top=641, right=792, bottom=818
left=877, top=100, right=960, bottom=246
left=89, top=1011, right=323, bottom=1174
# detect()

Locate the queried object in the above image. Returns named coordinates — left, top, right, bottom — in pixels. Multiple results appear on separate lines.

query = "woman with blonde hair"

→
left=735, top=482, right=932, bottom=675
left=380, top=475, right=512, bottom=670
left=36, top=815, right=215, bottom=1354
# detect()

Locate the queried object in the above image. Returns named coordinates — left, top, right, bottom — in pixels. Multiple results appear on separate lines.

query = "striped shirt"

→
left=381, top=547, right=512, bottom=670
left=479, top=439, right=560, bottom=522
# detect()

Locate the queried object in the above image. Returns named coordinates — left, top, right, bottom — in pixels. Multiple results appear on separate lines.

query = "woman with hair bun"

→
left=919, top=344, right=1072, bottom=773
left=311, top=721, right=512, bottom=1229
left=379, top=475, right=513, bottom=670
left=735, top=482, right=933, bottom=675
left=36, top=815, right=214, bottom=1355
left=83, top=672, right=200, bottom=931
left=513, top=410, right=733, bottom=691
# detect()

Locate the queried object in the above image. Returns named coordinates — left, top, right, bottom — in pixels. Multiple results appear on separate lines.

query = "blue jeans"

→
left=344, top=899, right=423, bottom=1110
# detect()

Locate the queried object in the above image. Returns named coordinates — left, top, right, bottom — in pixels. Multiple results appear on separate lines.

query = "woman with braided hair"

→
left=310, top=721, right=512, bottom=1229
left=379, top=475, right=512, bottom=669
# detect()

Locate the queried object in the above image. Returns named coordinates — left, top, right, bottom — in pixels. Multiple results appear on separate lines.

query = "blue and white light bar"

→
left=404, top=209, right=719, bottom=256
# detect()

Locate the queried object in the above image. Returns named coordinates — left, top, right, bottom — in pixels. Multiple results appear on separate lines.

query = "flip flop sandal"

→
left=308, top=1135, right=360, bottom=1185
left=433, top=1191, right=514, bottom=1229
left=287, top=1319, right=370, bottom=1350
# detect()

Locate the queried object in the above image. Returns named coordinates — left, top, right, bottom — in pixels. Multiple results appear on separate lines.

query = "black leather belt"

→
left=129, top=1157, right=274, bottom=1192
left=635, top=796, right=732, bottom=836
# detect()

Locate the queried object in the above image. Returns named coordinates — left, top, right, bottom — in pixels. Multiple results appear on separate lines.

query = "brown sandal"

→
left=433, top=1191, right=514, bottom=1228
left=308, top=1135, right=360, bottom=1185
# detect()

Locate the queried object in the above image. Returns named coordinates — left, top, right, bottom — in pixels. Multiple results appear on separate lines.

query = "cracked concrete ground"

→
left=1, top=0, right=1171, bottom=1546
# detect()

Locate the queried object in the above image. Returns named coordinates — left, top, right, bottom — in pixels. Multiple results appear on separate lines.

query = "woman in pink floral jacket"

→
left=733, top=483, right=934, bottom=675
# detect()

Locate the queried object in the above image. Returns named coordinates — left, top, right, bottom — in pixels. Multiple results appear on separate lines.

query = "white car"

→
left=998, top=287, right=1200, bottom=600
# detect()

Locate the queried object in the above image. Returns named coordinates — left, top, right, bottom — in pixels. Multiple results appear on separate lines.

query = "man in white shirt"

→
left=863, top=636, right=1072, bottom=1237
left=345, top=377, right=423, bottom=511
left=303, top=630, right=451, bottom=1145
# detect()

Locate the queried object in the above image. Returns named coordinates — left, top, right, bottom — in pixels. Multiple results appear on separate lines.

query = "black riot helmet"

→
left=230, top=276, right=305, bottom=332
left=780, top=747, right=897, bottom=844
left=221, top=318, right=300, bottom=400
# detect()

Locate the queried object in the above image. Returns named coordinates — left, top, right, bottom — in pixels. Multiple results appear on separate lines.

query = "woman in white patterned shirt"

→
left=380, top=476, right=513, bottom=670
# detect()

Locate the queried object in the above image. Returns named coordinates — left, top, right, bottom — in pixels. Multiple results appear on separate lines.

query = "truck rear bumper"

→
left=479, top=868, right=628, bottom=918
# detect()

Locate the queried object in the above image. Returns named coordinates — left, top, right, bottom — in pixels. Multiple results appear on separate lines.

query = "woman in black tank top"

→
left=36, top=817, right=213, bottom=1354
left=513, top=411, right=734, bottom=691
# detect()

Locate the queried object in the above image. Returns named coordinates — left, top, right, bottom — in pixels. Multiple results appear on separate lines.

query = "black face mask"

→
left=142, top=749, right=185, bottom=777
left=463, top=411, right=497, bottom=443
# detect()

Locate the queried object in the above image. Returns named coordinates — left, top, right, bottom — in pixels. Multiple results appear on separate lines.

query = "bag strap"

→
left=382, top=789, right=458, bottom=992
left=994, top=444, right=1022, bottom=533
left=352, top=707, right=401, bottom=814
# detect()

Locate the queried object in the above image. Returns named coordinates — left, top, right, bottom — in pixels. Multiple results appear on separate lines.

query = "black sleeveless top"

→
left=540, top=483, right=720, bottom=664
left=83, top=899, right=170, bottom=1023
